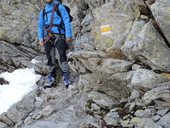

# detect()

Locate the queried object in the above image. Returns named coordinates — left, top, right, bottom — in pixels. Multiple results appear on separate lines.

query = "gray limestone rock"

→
left=104, top=111, right=120, bottom=126
left=131, top=69, right=168, bottom=89
left=88, top=91, right=119, bottom=109
left=122, top=21, right=170, bottom=72
left=157, top=112, right=170, bottom=128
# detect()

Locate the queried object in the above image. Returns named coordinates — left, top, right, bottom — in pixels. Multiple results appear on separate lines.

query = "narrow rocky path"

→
left=18, top=73, right=88, bottom=128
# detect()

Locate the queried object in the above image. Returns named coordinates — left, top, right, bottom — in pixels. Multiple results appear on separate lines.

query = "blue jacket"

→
left=38, top=1, right=72, bottom=41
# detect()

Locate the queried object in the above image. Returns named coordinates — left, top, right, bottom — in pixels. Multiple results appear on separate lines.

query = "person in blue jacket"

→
left=38, top=0, right=72, bottom=88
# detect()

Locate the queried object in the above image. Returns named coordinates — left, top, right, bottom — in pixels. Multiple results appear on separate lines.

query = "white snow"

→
left=31, top=59, right=41, bottom=64
left=0, top=68, right=41, bottom=115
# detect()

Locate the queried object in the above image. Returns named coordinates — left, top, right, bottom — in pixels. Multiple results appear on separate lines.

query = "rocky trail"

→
left=0, top=0, right=170, bottom=128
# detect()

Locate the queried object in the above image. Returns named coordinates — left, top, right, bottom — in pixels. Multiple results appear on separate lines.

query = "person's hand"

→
left=66, top=38, right=73, bottom=43
left=38, top=40, right=44, bottom=47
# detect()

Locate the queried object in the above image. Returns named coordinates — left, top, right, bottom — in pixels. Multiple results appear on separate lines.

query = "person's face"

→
left=44, top=0, right=53, bottom=4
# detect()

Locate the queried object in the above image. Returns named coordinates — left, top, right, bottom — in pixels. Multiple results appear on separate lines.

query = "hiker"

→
left=38, top=0, right=73, bottom=88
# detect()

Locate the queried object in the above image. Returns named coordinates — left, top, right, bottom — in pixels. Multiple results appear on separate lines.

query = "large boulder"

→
left=97, top=71, right=133, bottom=99
left=150, top=0, right=170, bottom=43
left=84, top=0, right=107, bottom=10
left=136, top=118, right=162, bottom=128
left=6, top=91, right=36, bottom=124
left=97, top=59, right=132, bottom=75
left=91, top=1, right=139, bottom=51
left=122, top=21, right=170, bottom=72
left=88, top=91, right=119, bottom=109
left=0, top=0, right=40, bottom=72
left=64, top=0, right=87, bottom=20
left=71, top=51, right=132, bottom=75
left=0, top=0, right=38, bottom=45
left=143, top=83, right=170, bottom=105
left=158, top=112, right=170, bottom=128
left=131, top=69, right=169, bottom=89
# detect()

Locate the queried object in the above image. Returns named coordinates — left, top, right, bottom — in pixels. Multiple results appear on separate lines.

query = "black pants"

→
left=44, top=36, right=68, bottom=77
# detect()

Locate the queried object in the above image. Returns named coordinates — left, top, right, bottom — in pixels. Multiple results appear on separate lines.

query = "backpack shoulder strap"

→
left=55, top=3, right=63, bottom=34
left=48, top=5, right=57, bottom=33
left=42, top=6, right=45, bottom=20
left=56, top=4, right=73, bottom=23
left=42, top=6, right=48, bottom=23
left=63, top=5, right=73, bottom=22
left=56, top=3, right=62, bottom=21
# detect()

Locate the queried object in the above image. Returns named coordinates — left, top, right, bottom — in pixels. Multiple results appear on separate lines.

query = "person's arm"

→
left=58, top=4, right=72, bottom=41
left=38, top=10, right=44, bottom=44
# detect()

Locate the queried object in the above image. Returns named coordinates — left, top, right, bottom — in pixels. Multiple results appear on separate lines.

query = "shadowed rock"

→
left=0, top=78, right=9, bottom=85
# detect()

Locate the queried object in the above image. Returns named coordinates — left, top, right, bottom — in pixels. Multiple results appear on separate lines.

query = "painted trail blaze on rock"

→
left=100, top=25, right=112, bottom=35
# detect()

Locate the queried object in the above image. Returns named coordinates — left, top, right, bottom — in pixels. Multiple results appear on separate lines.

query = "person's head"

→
left=43, top=0, right=53, bottom=4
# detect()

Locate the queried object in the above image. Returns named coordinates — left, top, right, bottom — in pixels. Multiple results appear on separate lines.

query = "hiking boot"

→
left=63, top=72, right=71, bottom=88
left=43, top=74, right=56, bottom=89
left=44, top=81, right=56, bottom=89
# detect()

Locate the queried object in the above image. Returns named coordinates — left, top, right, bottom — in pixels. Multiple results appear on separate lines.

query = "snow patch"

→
left=31, top=59, right=41, bottom=64
left=0, top=68, right=41, bottom=115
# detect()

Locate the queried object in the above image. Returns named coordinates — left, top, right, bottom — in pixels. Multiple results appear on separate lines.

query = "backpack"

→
left=42, top=3, right=73, bottom=29
left=62, top=5, right=73, bottom=22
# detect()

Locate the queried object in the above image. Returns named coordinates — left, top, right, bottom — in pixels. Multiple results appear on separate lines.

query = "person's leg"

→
left=55, top=37, right=70, bottom=88
left=50, top=38, right=64, bottom=84
left=50, top=46, right=57, bottom=78
left=44, top=41, right=53, bottom=66
left=44, top=41, right=56, bottom=87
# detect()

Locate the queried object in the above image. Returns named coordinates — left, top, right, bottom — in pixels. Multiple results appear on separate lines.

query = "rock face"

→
left=131, top=69, right=169, bottom=89
left=1, top=0, right=170, bottom=128
left=83, top=0, right=107, bottom=10
left=158, top=112, right=170, bottom=128
left=88, top=91, right=119, bottom=109
left=0, top=0, right=41, bottom=74
left=122, top=21, right=170, bottom=72
left=150, top=0, right=170, bottom=43
left=91, top=1, right=137, bottom=51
